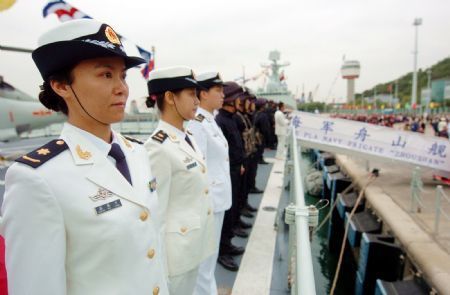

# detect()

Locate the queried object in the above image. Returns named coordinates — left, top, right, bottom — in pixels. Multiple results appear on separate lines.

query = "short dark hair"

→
left=38, top=68, right=74, bottom=115
left=278, top=102, right=284, bottom=110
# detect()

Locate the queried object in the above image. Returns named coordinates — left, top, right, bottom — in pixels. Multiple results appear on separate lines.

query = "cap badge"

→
left=105, top=26, right=121, bottom=45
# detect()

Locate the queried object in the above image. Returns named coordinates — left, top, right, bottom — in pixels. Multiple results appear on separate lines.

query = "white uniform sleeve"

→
left=188, top=122, right=207, bottom=161
left=146, top=144, right=172, bottom=235
left=146, top=143, right=172, bottom=278
left=1, top=164, right=67, bottom=295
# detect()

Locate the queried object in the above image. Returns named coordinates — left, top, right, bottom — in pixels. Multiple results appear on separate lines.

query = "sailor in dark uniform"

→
left=254, top=98, right=272, bottom=164
left=144, top=67, right=215, bottom=295
left=0, top=19, right=168, bottom=295
left=215, top=82, right=248, bottom=271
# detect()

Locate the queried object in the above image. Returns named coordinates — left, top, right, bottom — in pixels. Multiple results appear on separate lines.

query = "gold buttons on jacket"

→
left=147, top=248, right=155, bottom=259
left=140, top=211, right=149, bottom=221
left=180, top=226, right=187, bottom=233
left=204, top=189, right=209, bottom=194
left=201, top=167, right=206, bottom=173
left=153, top=286, right=160, bottom=295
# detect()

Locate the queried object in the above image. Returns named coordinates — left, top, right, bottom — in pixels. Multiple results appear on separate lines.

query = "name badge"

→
left=95, top=199, right=122, bottom=215
left=186, top=162, right=197, bottom=170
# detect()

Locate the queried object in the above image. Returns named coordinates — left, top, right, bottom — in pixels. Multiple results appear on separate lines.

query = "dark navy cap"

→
left=147, top=66, right=205, bottom=95
left=32, top=19, right=145, bottom=80
left=223, top=81, right=244, bottom=103
left=255, top=98, right=268, bottom=106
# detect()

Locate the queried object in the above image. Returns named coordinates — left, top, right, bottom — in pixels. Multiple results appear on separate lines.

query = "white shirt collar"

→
left=197, top=107, right=214, bottom=121
left=63, top=122, right=118, bottom=156
left=157, top=119, right=187, bottom=140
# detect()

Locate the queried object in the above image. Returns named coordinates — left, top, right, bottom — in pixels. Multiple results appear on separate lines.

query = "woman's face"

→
left=207, top=85, right=225, bottom=110
left=172, top=88, right=199, bottom=120
left=63, top=56, right=129, bottom=125
left=244, top=99, right=251, bottom=112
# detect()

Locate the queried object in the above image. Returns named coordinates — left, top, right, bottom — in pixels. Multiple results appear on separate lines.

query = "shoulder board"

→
left=151, top=130, right=168, bottom=144
left=195, top=114, right=205, bottom=122
left=15, top=139, right=68, bottom=168
left=123, top=135, right=143, bottom=145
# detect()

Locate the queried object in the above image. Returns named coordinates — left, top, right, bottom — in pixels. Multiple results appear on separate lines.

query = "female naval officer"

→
left=144, top=67, right=215, bottom=295
left=0, top=19, right=168, bottom=295
left=187, top=72, right=233, bottom=295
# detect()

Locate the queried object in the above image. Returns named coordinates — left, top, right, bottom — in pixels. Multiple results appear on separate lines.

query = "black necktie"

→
left=185, top=135, right=195, bottom=151
left=108, top=143, right=132, bottom=185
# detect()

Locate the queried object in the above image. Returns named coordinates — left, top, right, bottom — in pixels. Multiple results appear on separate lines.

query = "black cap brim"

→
left=32, top=40, right=145, bottom=80
left=148, top=76, right=206, bottom=95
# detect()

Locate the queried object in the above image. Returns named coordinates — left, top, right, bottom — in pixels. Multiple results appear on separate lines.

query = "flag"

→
left=43, top=0, right=91, bottom=21
left=138, top=47, right=154, bottom=80
left=43, top=0, right=153, bottom=79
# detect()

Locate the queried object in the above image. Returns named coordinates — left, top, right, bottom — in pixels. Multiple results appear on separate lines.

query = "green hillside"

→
left=356, top=57, right=450, bottom=105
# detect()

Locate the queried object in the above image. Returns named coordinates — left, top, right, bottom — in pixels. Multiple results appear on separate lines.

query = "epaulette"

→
left=195, top=114, right=205, bottom=122
left=15, top=139, right=68, bottom=168
left=151, top=130, right=168, bottom=144
left=123, top=135, right=143, bottom=145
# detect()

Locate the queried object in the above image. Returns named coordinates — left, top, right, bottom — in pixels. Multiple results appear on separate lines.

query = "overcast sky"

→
left=1, top=0, right=450, bottom=106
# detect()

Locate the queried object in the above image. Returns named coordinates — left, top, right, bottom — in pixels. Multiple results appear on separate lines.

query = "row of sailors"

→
left=0, top=19, right=290, bottom=295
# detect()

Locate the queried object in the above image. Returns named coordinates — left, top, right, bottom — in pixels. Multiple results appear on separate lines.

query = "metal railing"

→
left=434, top=185, right=450, bottom=235
left=410, top=167, right=450, bottom=235
left=285, top=129, right=317, bottom=295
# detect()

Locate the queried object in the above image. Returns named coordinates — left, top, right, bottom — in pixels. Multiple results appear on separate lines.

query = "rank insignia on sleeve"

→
left=148, top=178, right=157, bottom=192
left=195, top=114, right=205, bottom=122
left=151, top=130, right=168, bottom=143
left=15, top=139, right=68, bottom=168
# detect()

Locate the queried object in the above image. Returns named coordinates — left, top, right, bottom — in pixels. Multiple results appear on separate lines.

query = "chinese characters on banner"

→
left=290, top=111, right=450, bottom=172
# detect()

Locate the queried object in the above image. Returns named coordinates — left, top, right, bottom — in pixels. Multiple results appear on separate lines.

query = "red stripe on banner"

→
left=8, top=111, right=14, bottom=123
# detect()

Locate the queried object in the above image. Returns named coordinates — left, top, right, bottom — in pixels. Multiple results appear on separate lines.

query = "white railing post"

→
left=290, top=128, right=317, bottom=295
left=410, top=167, right=422, bottom=213
left=434, top=185, right=443, bottom=235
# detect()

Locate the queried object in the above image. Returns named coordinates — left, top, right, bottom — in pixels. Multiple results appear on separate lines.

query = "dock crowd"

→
left=332, top=113, right=450, bottom=140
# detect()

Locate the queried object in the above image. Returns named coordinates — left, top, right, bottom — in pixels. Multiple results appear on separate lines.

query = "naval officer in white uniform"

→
left=0, top=19, right=168, bottom=295
left=144, top=67, right=215, bottom=295
left=188, top=72, right=232, bottom=295
left=274, top=102, right=290, bottom=159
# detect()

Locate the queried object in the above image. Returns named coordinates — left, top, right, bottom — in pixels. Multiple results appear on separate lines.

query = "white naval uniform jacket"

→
left=0, top=123, right=168, bottom=295
left=188, top=107, right=232, bottom=213
left=144, top=120, right=215, bottom=277
left=275, top=109, right=289, bottom=136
